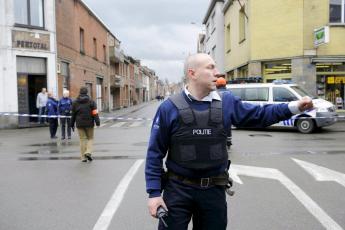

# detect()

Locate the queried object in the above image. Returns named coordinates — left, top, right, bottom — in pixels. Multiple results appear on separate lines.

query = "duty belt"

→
left=167, top=171, right=229, bottom=188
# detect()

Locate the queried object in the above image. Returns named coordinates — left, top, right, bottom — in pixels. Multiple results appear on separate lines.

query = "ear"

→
left=188, top=69, right=197, bottom=80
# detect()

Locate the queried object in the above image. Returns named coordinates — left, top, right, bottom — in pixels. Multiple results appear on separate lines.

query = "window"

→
left=211, top=46, right=216, bottom=59
left=273, top=87, right=298, bottom=102
left=14, top=0, right=44, bottom=28
left=206, top=23, right=210, bottom=38
left=103, top=45, right=107, bottom=63
left=230, top=88, right=242, bottom=98
left=61, top=62, right=70, bottom=89
left=93, top=38, right=97, bottom=59
left=211, top=12, right=215, bottom=31
left=329, top=0, right=345, bottom=23
left=244, top=88, right=269, bottom=101
left=85, top=83, right=92, bottom=98
left=80, top=28, right=85, bottom=54
left=239, top=7, right=246, bottom=43
left=226, top=24, right=231, bottom=52
left=264, top=61, right=291, bottom=75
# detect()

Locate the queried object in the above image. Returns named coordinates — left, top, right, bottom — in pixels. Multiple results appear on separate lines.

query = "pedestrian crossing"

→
left=102, top=120, right=152, bottom=128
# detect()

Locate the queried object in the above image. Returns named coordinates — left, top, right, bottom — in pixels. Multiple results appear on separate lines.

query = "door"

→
left=96, top=77, right=103, bottom=111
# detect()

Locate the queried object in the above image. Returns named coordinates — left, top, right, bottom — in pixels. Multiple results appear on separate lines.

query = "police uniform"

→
left=58, top=97, right=73, bottom=139
left=145, top=88, right=295, bottom=230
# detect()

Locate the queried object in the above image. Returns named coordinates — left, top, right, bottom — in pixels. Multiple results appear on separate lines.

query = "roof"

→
left=202, top=0, right=224, bottom=24
left=79, top=0, right=119, bottom=42
left=222, top=0, right=234, bottom=13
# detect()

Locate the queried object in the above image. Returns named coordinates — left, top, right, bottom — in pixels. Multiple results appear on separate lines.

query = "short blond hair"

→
left=63, top=90, right=69, bottom=97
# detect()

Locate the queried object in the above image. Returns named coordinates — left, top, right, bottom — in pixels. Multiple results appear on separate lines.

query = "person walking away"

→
left=58, top=90, right=73, bottom=140
left=145, top=53, right=313, bottom=230
left=36, top=88, right=48, bottom=124
left=45, top=92, right=59, bottom=139
left=71, top=87, right=100, bottom=162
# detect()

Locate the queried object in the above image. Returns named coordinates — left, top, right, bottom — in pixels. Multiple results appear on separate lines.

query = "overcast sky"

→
left=83, top=0, right=210, bottom=83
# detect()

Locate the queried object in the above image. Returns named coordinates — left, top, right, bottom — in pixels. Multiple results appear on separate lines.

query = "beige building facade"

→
left=223, top=0, right=345, bottom=104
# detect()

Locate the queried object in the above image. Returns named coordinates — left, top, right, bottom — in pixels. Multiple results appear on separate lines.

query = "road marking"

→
left=128, top=121, right=142, bottom=127
left=293, top=158, right=345, bottom=188
left=229, top=167, right=243, bottom=184
left=93, top=159, right=144, bottom=230
left=99, top=123, right=107, bottom=128
left=231, top=164, right=343, bottom=230
left=110, top=122, right=127, bottom=128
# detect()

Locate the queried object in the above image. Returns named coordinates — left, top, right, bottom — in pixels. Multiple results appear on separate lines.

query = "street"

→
left=0, top=101, right=344, bottom=230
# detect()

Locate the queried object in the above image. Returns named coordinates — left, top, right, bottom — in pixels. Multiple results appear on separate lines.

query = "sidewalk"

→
left=99, top=100, right=156, bottom=120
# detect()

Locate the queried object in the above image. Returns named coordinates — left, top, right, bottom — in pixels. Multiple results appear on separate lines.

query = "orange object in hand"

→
left=91, top=109, right=98, bottom=116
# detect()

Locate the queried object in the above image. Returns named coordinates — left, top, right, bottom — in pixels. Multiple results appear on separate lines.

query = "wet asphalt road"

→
left=0, top=101, right=344, bottom=230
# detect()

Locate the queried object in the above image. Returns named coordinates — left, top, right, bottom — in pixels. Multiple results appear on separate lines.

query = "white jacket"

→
left=36, top=92, right=48, bottom=108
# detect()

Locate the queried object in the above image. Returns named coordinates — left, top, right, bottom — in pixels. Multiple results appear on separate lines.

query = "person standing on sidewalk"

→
left=45, top=92, right=59, bottom=139
left=58, top=90, right=73, bottom=140
left=36, top=88, right=48, bottom=124
left=71, top=87, right=100, bottom=162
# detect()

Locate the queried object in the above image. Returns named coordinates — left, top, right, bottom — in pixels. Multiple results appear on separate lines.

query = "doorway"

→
left=17, top=74, right=47, bottom=126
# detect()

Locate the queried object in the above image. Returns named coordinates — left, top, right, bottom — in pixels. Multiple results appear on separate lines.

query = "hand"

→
left=148, top=196, right=167, bottom=218
left=297, top=96, right=313, bottom=112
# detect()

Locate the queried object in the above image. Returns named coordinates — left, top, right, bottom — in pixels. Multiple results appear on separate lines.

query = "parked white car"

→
left=226, top=81, right=338, bottom=133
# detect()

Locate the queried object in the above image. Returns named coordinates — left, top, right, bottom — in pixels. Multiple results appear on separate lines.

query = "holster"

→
left=160, top=169, right=168, bottom=192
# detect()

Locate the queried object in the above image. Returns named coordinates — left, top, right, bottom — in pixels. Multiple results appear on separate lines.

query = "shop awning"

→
left=311, top=57, right=345, bottom=63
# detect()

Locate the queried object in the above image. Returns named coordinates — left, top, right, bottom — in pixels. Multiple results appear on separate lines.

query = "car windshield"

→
left=290, top=86, right=314, bottom=98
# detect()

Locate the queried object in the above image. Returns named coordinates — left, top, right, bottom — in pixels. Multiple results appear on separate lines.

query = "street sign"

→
left=314, top=26, right=330, bottom=47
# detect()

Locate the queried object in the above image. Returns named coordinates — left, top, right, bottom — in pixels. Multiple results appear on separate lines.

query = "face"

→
left=191, top=55, right=220, bottom=91
left=42, top=88, right=47, bottom=93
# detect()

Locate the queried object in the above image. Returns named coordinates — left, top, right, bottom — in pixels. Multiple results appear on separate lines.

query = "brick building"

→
left=55, top=0, right=114, bottom=111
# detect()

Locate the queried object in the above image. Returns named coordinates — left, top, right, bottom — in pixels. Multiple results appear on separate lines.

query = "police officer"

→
left=58, top=90, right=73, bottom=140
left=45, top=92, right=59, bottom=139
left=216, top=76, right=232, bottom=149
left=145, top=53, right=313, bottom=230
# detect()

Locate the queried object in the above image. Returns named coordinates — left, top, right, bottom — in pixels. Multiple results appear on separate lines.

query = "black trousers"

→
left=60, top=117, right=71, bottom=138
left=48, top=118, right=58, bottom=138
left=159, top=179, right=227, bottom=230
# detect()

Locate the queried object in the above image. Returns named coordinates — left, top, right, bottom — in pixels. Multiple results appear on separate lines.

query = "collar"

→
left=184, top=86, right=221, bottom=102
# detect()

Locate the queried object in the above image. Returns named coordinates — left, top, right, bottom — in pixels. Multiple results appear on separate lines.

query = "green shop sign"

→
left=314, top=26, right=329, bottom=47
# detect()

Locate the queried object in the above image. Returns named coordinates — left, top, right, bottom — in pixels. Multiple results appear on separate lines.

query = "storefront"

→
left=17, top=56, right=47, bottom=126
left=263, top=60, right=292, bottom=83
left=316, top=62, right=345, bottom=107
left=0, top=0, right=57, bottom=128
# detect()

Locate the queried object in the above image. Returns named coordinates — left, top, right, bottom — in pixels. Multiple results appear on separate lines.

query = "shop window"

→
left=264, top=61, right=291, bottom=75
left=329, top=0, right=344, bottom=23
left=14, top=0, right=44, bottom=28
left=238, top=65, right=248, bottom=78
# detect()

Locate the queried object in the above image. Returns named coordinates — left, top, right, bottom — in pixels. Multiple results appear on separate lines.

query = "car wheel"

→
left=296, top=118, right=315, bottom=134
